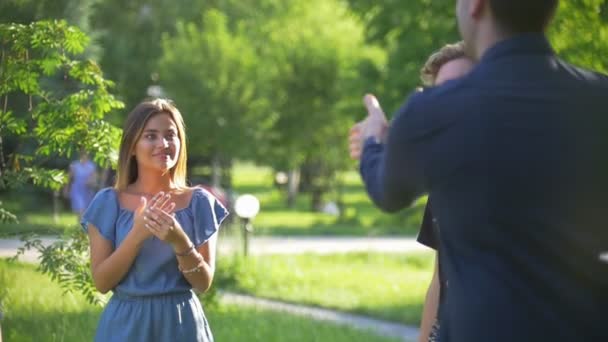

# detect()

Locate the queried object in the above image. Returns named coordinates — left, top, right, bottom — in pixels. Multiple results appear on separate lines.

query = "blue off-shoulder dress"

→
left=81, top=187, right=228, bottom=342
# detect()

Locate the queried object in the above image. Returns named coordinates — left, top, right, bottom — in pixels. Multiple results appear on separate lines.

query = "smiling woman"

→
left=81, top=98, right=229, bottom=342
left=115, top=99, right=188, bottom=190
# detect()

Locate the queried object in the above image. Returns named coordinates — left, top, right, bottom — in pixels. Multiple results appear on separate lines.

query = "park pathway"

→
left=0, top=235, right=429, bottom=262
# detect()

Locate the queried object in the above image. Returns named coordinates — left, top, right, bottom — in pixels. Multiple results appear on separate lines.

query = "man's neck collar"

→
left=477, top=32, right=553, bottom=64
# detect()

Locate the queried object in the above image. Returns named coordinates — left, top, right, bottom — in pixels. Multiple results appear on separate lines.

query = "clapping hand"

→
left=132, top=192, right=175, bottom=242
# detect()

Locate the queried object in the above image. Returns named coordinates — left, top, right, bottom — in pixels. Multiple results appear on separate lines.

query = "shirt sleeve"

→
left=190, top=187, right=229, bottom=247
left=81, top=187, right=119, bottom=247
left=359, top=92, right=429, bottom=212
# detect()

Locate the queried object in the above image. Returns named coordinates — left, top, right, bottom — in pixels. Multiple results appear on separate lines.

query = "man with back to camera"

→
left=351, top=0, right=608, bottom=341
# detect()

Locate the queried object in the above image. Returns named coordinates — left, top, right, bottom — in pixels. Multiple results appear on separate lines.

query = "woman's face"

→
left=435, top=57, right=475, bottom=86
left=133, top=112, right=181, bottom=174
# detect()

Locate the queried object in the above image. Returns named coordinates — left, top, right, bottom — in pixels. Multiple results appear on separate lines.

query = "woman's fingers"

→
left=148, top=192, right=164, bottom=208
left=152, top=193, right=171, bottom=210
left=145, top=220, right=160, bottom=234
left=146, top=205, right=174, bottom=227
left=151, top=207, right=175, bottom=226
left=161, top=200, right=176, bottom=213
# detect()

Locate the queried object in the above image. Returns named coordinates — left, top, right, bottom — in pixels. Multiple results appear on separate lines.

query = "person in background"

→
left=415, top=42, right=475, bottom=342
left=66, top=149, right=98, bottom=219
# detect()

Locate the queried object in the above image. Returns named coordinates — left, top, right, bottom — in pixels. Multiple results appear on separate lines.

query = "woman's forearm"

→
left=180, top=257, right=213, bottom=293
left=92, top=231, right=144, bottom=294
left=173, top=237, right=214, bottom=293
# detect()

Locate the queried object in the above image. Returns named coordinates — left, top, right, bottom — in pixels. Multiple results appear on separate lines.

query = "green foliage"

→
left=0, top=203, right=18, bottom=224
left=10, top=230, right=106, bottom=306
left=0, top=0, right=96, bottom=32
left=259, top=0, right=383, bottom=169
left=348, top=0, right=608, bottom=111
left=549, top=0, right=608, bottom=73
left=347, top=0, right=459, bottom=112
left=246, top=0, right=384, bottom=206
left=0, top=20, right=122, bottom=207
left=159, top=9, right=273, bottom=162
left=0, top=20, right=122, bottom=305
left=157, top=1, right=384, bottom=204
left=0, top=20, right=122, bottom=169
left=90, top=0, right=217, bottom=112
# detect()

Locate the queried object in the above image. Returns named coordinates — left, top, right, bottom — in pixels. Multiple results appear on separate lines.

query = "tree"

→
left=158, top=9, right=274, bottom=187
left=0, top=0, right=102, bottom=176
left=549, top=0, right=608, bottom=73
left=347, top=0, right=608, bottom=113
left=0, top=0, right=95, bottom=29
left=0, top=20, right=123, bottom=304
left=90, top=0, right=288, bottom=185
left=90, top=0, right=183, bottom=114
left=256, top=0, right=384, bottom=209
left=347, top=0, right=459, bottom=113
left=90, top=0, right=250, bottom=119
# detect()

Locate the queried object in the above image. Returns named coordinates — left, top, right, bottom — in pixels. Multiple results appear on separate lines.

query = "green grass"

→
left=211, top=305, right=400, bottom=342
left=220, top=252, right=434, bottom=325
left=230, top=163, right=427, bottom=236
left=0, top=259, right=400, bottom=342
left=0, top=259, right=100, bottom=341
left=0, top=187, right=79, bottom=237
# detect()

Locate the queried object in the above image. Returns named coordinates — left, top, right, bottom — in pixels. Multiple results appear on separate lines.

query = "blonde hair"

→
left=114, top=99, right=188, bottom=190
left=420, top=41, right=467, bottom=87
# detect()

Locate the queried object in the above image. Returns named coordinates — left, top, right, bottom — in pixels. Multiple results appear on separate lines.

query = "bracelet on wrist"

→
left=179, top=258, right=205, bottom=274
left=175, top=243, right=195, bottom=257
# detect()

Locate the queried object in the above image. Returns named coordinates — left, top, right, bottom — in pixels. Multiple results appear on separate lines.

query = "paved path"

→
left=0, top=235, right=429, bottom=263
left=218, top=236, right=428, bottom=255
left=221, top=292, right=418, bottom=342
left=0, top=236, right=60, bottom=263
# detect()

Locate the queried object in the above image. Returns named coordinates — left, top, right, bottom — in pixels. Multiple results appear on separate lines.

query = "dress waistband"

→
left=111, top=290, right=194, bottom=301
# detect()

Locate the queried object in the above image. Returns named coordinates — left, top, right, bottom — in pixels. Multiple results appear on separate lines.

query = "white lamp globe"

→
left=234, top=194, right=260, bottom=219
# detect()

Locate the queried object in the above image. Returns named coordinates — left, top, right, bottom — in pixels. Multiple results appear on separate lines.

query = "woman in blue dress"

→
left=81, top=99, right=228, bottom=341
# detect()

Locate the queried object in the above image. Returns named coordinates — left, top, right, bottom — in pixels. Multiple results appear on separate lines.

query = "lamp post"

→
left=234, top=194, right=260, bottom=257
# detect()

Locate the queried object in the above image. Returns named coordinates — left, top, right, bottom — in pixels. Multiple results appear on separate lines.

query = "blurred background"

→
left=0, top=0, right=606, bottom=341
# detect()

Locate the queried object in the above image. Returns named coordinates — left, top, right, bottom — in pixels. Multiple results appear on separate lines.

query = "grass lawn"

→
left=0, top=259, right=400, bottom=342
left=230, top=163, right=427, bottom=236
left=219, top=252, right=434, bottom=325
left=0, top=187, right=78, bottom=237
left=1, top=162, right=427, bottom=237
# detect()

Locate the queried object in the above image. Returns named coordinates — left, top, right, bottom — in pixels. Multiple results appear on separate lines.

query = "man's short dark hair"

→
left=489, top=0, right=559, bottom=33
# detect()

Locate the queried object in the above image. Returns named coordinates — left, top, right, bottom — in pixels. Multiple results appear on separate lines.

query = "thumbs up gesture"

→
left=349, top=94, right=389, bottom=160
left=362, top=94, right=388, bottom=141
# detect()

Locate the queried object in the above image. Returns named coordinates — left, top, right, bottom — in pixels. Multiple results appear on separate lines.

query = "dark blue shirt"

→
left=360, top=34, right=608, bottom=341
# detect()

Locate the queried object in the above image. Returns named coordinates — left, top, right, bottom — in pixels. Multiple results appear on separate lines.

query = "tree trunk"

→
left=336, top=177, right=345, bottom=219
left=211, top=155, right=221, bottom=188
left=221, top=158, right=233, bottom=190
left=0, top=136, right=4, bottom=180
left=311, top=187, right=323, bottom=212
left=53, top=190, right=60, bottom=223
left=286, top=168, right=300, bottom=208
